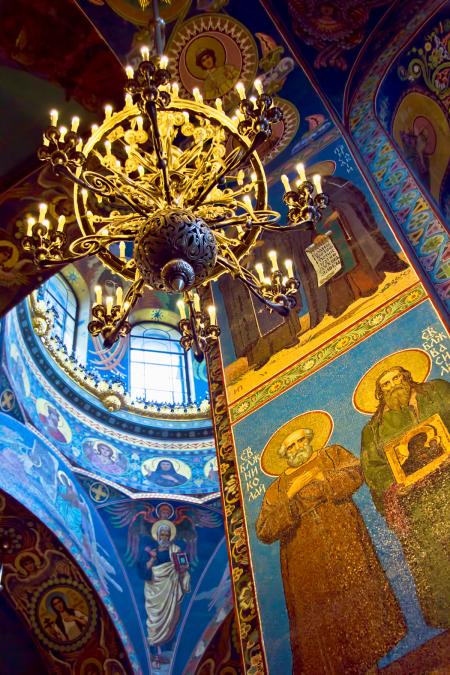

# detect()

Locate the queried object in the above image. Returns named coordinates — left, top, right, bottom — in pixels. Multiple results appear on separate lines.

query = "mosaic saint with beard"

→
left=357, top=351, right=450, bottom=628
left=256, top=412, right=405, bottom=675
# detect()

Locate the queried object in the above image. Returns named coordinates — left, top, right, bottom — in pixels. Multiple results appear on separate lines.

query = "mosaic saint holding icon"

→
left=139, top=518, right=190, bottom=664
left=256, top=411, right=405, bottom=674
left=356, top=349, right=450, bottom=628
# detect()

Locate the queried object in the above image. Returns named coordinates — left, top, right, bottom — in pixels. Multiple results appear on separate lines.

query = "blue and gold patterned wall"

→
left=0, top=0, right=449, bottom=673
left=376, top=7, right=450, bottom=227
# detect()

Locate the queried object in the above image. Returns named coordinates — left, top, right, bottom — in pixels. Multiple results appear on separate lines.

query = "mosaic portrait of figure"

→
left=390, top=89, right=450, bottom=227
left=106, top=499, right=222, bottom=668
left=166, top=13, right=258, bottom=106
left=217, top=167, right=412, bottom=395
left=256, top=411, right=405, bottom=674
left=225, top=300, right=450, bottom=672
left=142, top=457, right=191, bottom=488
left=29, top=578, right=97, bottom=652
left=355, top=349, right=450, bottom=628
left=375, top=11, right=450, bottom=228
left=36, top=398, right=72, bottom=445
left=139, top=519, right=191, bottom=664
left=45, top=593, right=90, bottom=642
left=83, top=438, right=128, bottom=476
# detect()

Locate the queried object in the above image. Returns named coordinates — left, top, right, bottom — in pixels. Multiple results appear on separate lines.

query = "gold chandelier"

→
left=23, top=27, right=328, bottom=362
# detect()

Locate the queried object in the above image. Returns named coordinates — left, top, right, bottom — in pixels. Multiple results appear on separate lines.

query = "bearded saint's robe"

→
left=256, top=445, right=405, bottom=675
left=361, top=378, right=450, bottom=628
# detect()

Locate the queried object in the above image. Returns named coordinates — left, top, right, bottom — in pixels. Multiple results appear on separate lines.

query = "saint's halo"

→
left=151, top=519, right=177, bottom=542
left=352, top=348, right=431, bottom=415
left=260, top=410, right=333, bottom=476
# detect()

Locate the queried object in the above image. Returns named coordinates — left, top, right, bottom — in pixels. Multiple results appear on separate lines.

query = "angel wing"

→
left=174, top=506, right=223, bottom=567
left=105, top=501, right=158, bottom=565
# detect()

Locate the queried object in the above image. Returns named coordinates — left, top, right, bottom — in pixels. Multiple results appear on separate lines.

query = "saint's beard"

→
left=384, top=384, right=411, bottom=411
left=287, top=444, right=313, bottom=467
left=158, top=539, right=170, bottom=550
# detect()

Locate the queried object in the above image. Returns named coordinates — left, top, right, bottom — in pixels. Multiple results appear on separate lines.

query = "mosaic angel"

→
left=106, top=500, right=222, bottom=661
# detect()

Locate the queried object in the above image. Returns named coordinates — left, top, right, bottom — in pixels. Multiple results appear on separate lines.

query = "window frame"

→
left=42, top=273, right=78, bottom=354
left=128, top=321, right=194, bottom=405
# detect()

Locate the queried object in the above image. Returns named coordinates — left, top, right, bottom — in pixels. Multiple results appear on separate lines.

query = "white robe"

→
left=144, top=544, right=190, bottom=646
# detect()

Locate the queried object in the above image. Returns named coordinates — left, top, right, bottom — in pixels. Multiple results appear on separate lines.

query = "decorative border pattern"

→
left=207, top=342, right=266, bottom=675
left=229, top=282, right=427, bottom=423
left=348, top=2, right=450, bottom=310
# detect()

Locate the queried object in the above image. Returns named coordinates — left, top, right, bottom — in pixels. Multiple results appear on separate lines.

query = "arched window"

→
left=129, top=323, right=192, bottom=404
left=42, top=274, right=77, bottom=352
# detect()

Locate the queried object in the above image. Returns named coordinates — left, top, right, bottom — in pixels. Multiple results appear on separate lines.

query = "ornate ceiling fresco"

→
left=0, top=0, right=448, bottom=673
left=0, top=395, right=231, bottom=672
left=0, top=0, right=446, bottom=323
left=263, top=0, right=450, bottom=308
left=0, top=491, right=135, bottom=674
left=0, top=412, right=141, bottom=671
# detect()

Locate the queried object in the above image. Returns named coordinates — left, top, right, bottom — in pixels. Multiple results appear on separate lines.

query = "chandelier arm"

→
left=191, top=146, right=245, bottom=209
left=173, top=138, right=211, bottom=174
left=92, top=213, right=144, bottom=236
left=146, top=100, right=173, bottom=205
left=30, top=256, right=71, bottom=269
left=185, top=295, right=206, bottom=363
left=108, top=169, right=162, bottom=212
left=95, top=148, right=163, bottom=208
left=103, top=275, right=145, bottom=348
left=68, top=232, right=134, bottom=258
left=209, top=218, right=248, bottom=230
left=191, top=128, right=266, bottom=209
left=152, top=0, right=165, bottom=56
left=216, top=255, right=291, bottom=316
left=56, top=165, right=148, bottom=218
left=258, top=220, right=314, bottom=232
left=206, top=206, right=280, bottom=230
left=182, top=144, right=220, bottom=203
left=236, top=273, right=291, bottom=317
left=219, top=184, right=253, bottom=200
left=200, top=194, right=239, bottom=206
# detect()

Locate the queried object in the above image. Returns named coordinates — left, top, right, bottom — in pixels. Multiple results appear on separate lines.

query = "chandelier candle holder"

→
left=254, top=252, right=300, bottom=311
left=177, top=294, right=220, bottom=362
left=26, top=4, right=329, bottom=361
left=282, top=167, right=329, bottom=227
left=22, top=204, right=67, bottom=264
left=88, top=280, right=146, bottom=347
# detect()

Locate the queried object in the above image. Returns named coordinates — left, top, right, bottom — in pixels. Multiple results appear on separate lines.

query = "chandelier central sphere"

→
left=134, top=208, right=217, bottom=292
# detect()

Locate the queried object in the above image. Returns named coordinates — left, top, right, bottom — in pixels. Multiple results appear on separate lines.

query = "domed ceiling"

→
left=5, top=277, right=218, bottom=496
